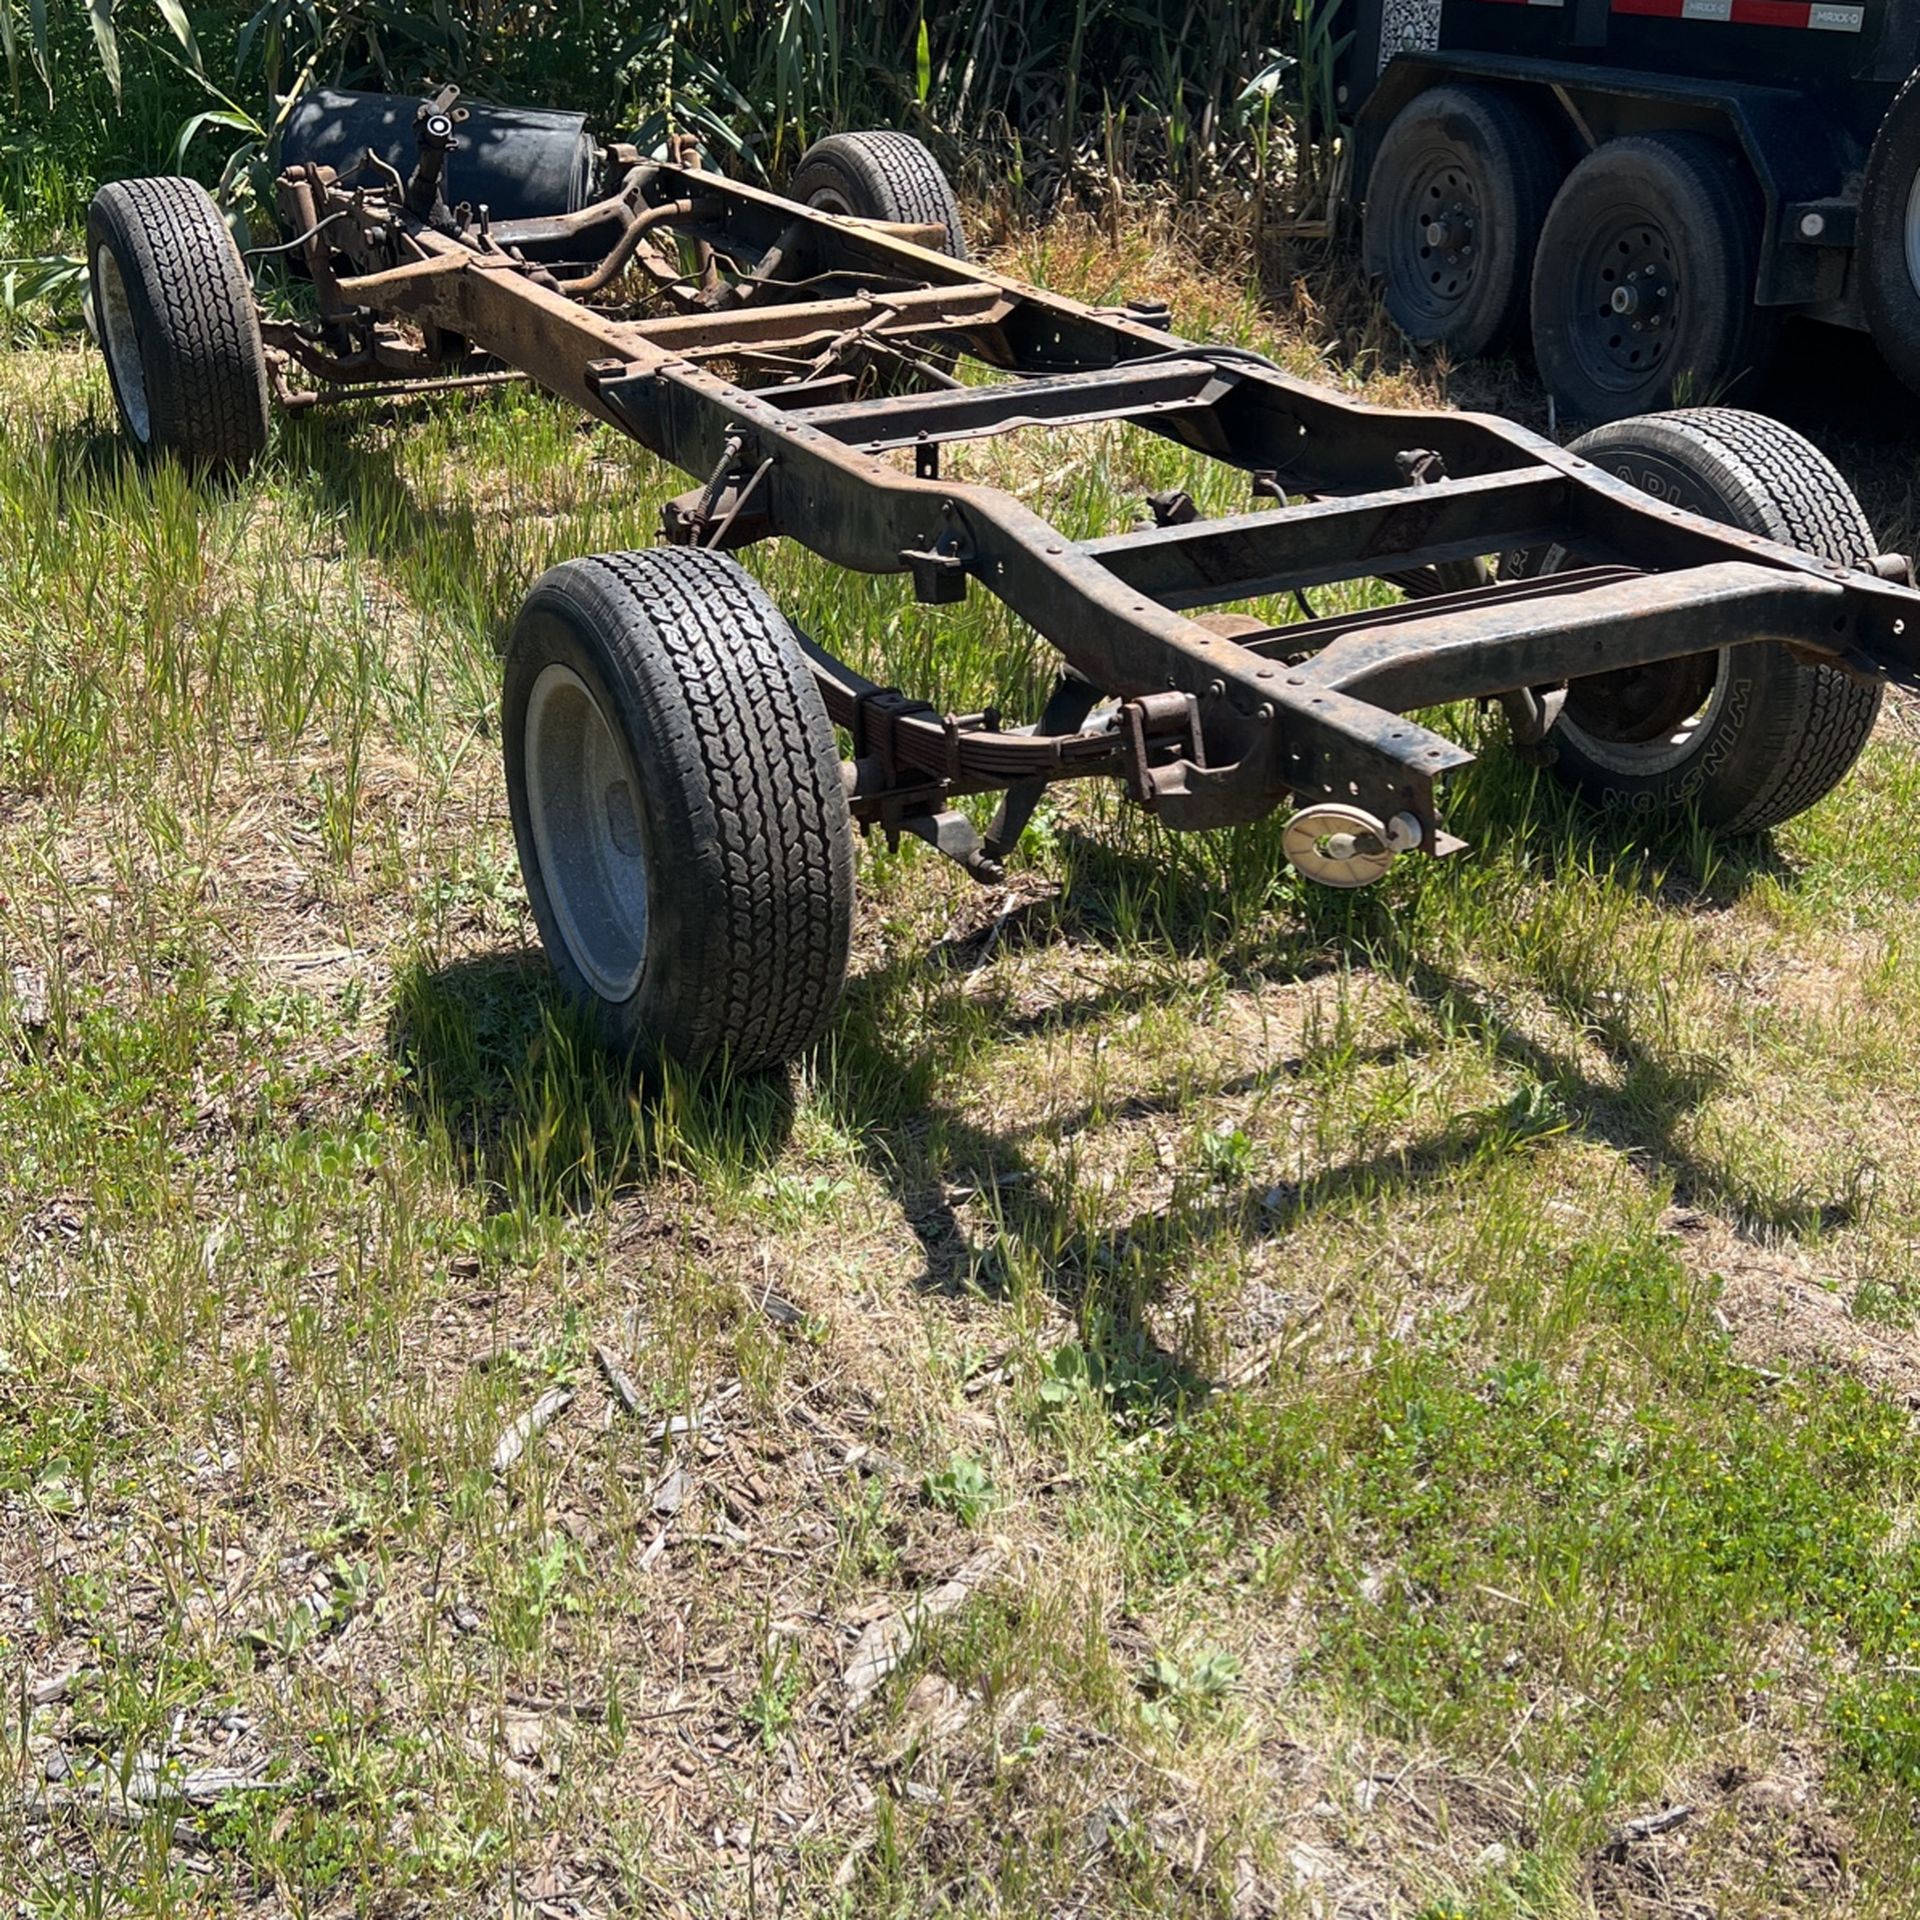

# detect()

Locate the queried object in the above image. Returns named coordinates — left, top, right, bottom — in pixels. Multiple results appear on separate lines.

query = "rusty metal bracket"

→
left=899, top=517, right=971, bottom=604
left=851, top=685, right=944, bottom=795
left=1121, top=690, right=1208, bottom=810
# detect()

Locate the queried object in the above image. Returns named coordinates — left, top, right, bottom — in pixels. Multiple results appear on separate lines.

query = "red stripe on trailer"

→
left=1610, top=0, right=1686, bottom=15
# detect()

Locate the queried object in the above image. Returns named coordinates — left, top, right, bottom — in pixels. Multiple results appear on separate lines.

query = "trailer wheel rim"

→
left=1567, top=213, right=1680, bottom=396
left=1385, top=149, right=1484, bottom=331
left=1557, top=648, right=1728, bottom=775
left=523, top=662, right=650, bottom=1004
left=1903, top=166, right=1920, bottom=298
left=94, top=246, right=151, bottom=444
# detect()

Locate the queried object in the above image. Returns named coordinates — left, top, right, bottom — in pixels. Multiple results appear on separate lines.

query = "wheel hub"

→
left=1559, top=648, right=1728, bottom=773
left=1903, top=164, right=1920, bottom=299
left=1385, top=155, right=1485, bottom=327
left=523, top=662, right=651, bottom=1003
left=1572, top=218, right=1680, bottom=389
left=1423, top=209, right=1473, bottom=253
left=92, top=246, right=151, bottom=444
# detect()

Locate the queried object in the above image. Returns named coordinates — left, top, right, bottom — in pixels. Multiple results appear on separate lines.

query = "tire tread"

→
left=790, top=131, right=968, bottom=259
left=89, top=176, right=268, bottom=470
left=509, top=548, right=853, bottom=1072
left=1558, top=407, right=1881, bottom=832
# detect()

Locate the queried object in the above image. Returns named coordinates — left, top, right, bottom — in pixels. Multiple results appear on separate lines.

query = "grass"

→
left=8, top=208, right=1920, bottom=1914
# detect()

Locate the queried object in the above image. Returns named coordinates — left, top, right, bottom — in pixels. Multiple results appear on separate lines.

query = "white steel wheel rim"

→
left=524, top=662, right=651, bottom=1004
left=1559, top=648, right=1733, bottom=776
left=1905, top=166, right=1920, bottom=298
left=94, top=246, right=151, bottom=444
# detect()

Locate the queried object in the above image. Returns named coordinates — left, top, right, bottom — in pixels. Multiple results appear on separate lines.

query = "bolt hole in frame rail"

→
left=267, top=88, right=1920, bottom=889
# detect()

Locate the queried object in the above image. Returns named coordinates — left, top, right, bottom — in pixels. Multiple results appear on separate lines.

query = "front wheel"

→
left=87, top=176, right=269, bottom=472
left=1511, top=409, right=1882, bottom=833
left=502, top=548, right=855, bottom=1073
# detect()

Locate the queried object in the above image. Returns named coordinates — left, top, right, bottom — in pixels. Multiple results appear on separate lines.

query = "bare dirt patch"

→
left=1668, top=1208, right=1920, bottom=1403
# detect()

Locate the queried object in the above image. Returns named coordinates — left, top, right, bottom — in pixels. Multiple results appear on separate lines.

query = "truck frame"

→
left=78, top=92, right=1920, bottom=1070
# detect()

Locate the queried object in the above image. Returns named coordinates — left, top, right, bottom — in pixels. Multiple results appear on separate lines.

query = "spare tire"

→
left=1860, top=67, right=1920, bottom=398
left=277, top=89, right=596, bottom=223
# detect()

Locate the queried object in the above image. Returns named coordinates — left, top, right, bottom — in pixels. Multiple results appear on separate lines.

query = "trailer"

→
left=80, top=92, right=1920, bottom=1071
left=1338, top=0, right=1920, bottom=422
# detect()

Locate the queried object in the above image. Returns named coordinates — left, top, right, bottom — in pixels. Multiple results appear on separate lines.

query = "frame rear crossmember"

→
left=267, top=96, right=1920, bottom=881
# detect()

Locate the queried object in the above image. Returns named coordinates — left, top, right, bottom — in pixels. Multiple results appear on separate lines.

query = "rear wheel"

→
left=1531, top=134, right=1772, bottom=427
left=86, top=176, right=269, bottom=472
left=1512, top=409, right=1881, bottom=832
left=502, top=548, right=855, bottom=1074
left=1363, top=84, right=1562, bottom=361
left=789, top=130, right=967, bottom=258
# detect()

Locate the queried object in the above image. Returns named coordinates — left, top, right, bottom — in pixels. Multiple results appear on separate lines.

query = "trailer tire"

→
left=1511, top=409, right=1881, bottom=833
left=1858, top=67, right=1920, bottom=398
left=789, top=131, right=968, bottom=259
left=1531, top=134, right=1771, bottom=427
left=1363, top=84, right=1562, bottom=361
left=502, top=548, right=855, bottom=1074
left=86, top=176, right=269, bottom=473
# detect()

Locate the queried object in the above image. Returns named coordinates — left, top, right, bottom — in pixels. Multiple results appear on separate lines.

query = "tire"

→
left=1858, top=66, right=1920, bottom=398
left=502, top=548, right=855, bottom=1074
left=86, top=176, right=269, bottom=472
left=1362, top=84, right=1562, bottom=361
left=1511, top=409, right=1881, bottom=833
left=1531, top=134, right=1773, bottom=428
left=789, top=131, right=968, bottom=260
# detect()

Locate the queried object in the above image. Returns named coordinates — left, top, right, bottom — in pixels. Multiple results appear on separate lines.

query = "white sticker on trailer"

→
left=1809, top=3, right=1864, bottom=24
left=1681, top=1, right=1733, bottom=18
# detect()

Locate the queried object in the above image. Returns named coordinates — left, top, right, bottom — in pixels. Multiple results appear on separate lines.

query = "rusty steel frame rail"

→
left=269, top=123, right=1920, bottom=871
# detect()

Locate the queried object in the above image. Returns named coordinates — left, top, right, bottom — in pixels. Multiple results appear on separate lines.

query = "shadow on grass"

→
left=277, top=407, right=589, bottom=660
left=45, top=419, right=144, bottom=491
left=380, top=730, right=1844, bottom=1392
left=1438, top=727, right=1806, bottom=912
left=386, top=947, right=797, bottom=1212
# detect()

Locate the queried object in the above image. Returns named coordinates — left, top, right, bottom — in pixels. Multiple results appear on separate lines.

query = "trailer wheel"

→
left=1512, top=409, right=1881, bottom=833
left=789, top=131, right=968, bottom=259
left=1362, top=85, right=1561, bottom=361
left=502, top=549, right=855, bottom=1074
left=86, top=176, right=269, bottom=472
left=1858, top=67, right=1920, bottom=398
left=1531, top=135, right=1771, bottom=427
